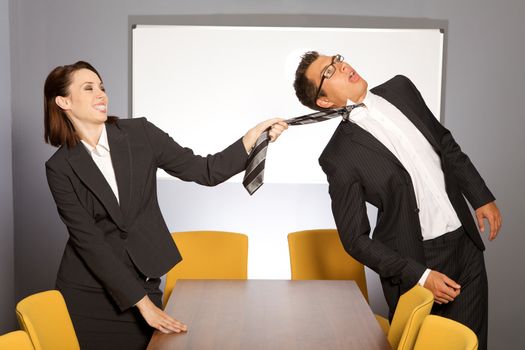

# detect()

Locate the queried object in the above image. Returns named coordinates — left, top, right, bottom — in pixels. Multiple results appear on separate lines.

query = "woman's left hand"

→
left=135, top=295, right=188, bottom=334
left=242, top=118, right=288, bottom=153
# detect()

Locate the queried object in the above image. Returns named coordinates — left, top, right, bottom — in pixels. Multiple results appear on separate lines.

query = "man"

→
left=293, top=51, right=501, bottom=350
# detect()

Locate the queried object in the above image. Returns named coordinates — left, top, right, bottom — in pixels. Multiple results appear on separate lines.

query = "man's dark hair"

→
left=293, top=51, right=329, bottom=112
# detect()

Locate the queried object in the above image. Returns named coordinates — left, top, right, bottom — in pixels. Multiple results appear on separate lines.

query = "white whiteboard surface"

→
left=132, top=25, right=444, bottom=183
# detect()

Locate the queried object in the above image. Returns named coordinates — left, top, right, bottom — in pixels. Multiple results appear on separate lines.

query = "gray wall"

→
left=8, top=0, right=525, bottom=348
left=0, top=0, right=15, bottom=334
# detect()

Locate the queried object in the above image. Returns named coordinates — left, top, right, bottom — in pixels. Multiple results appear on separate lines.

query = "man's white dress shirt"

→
left=348, top=92, right=462, bottom=285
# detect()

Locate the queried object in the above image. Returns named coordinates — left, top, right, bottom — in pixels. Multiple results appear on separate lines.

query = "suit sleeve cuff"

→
left=417, top=268, right=431, bottom=287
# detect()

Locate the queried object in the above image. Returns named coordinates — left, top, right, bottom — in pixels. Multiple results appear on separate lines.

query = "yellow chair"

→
left=287, top=229, right=390, bottom=334
left=387, top=285, right=434, bottom=350
left=414, top=315, right=478, bottom=350
left=0, top=330, right=34, bottom=349
left=164, top=231, right=248, bottom=306
left=288, top=229, right=368, bottom=297
left=16, top=290, right=80, bottom=350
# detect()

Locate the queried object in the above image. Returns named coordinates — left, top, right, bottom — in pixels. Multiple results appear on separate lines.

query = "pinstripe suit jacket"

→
left=319, top=75, right=495, bottom=312
left=46, top=118, right=248, bottom=311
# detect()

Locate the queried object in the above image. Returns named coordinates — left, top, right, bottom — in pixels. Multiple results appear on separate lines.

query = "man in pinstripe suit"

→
left=293, top=52, right=501, bottom=350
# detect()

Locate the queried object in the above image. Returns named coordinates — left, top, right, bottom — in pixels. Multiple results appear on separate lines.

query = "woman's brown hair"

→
left=44, top=61, right=117, bottom=147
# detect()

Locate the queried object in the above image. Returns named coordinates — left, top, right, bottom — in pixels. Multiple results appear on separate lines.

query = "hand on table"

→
left=136, top=295, right=187, bottom=334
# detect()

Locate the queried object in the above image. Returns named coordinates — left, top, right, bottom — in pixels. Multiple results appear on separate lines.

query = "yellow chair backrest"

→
left=287, top=229, right=368, bottom=300
left=164, top=231, right=248, bottom=306
left=0, top=330, right=34, bottom=349
left=387, top=285, right=434, bottom=350
left=414, top=315, right=478, bottom=350
left=16, top=290, right=79, bottom=350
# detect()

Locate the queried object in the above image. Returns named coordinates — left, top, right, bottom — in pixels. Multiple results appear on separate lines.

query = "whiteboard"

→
left=132, top=25, right=444, bottom=183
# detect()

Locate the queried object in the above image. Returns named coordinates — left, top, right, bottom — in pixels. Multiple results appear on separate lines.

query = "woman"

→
left=44, top=61, right=287, bottom=349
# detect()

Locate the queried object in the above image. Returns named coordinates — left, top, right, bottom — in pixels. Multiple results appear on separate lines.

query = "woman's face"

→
left=60, top=68, right=108, bottom=126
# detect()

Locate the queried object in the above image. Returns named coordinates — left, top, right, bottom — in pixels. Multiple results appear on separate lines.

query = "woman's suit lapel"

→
left=106, top=122, right=132, bottom=224
left=65, top=122, right=132, bottom=230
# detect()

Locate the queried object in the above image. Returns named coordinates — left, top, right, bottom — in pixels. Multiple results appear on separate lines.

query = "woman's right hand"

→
left=135, top=295, right=188, bottom=334
left=242, top=118, right=288, bottom=154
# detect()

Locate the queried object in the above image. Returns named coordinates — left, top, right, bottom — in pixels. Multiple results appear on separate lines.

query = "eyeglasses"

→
left=315, top=54, right=344, bottom=100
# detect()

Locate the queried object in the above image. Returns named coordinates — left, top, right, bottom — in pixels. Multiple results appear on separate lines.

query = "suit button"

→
left=414, top=208, right=420, bottom=214
left=120, top=232, right=128, bottom=239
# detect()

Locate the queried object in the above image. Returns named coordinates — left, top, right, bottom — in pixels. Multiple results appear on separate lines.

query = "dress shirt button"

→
left=414, top=208, right=420, bottom=214
left=120, top=232, right=128, bottom=239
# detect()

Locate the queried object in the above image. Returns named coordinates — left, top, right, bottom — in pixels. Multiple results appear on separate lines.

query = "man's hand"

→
left=475, top=201, right=502, bottom=241
left=423, top=270, right=461, bottom=304
left=242, top=118, right=288, bottom=153
left=135, top=295, right=188, bottom=334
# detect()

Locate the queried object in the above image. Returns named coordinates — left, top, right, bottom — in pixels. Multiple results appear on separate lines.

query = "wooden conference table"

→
left=147, top=280, right=392, bottom=350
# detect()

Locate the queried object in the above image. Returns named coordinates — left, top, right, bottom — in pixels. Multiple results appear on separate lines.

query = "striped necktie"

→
left=243, top=103, right=365, bottom=195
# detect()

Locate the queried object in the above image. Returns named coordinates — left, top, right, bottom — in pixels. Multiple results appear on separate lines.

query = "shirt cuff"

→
left=418, top=268, right=431, bottom=286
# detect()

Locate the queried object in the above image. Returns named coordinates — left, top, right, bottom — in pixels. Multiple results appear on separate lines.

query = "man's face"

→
left=306, top=55, right=368, bottom=108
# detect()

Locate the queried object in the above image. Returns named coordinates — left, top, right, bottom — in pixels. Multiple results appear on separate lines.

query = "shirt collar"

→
left=81, top=124, right=110, bottom=155
left=347, top=91, right=373, bottom=121
left=362, top=90, right=374, bottom=109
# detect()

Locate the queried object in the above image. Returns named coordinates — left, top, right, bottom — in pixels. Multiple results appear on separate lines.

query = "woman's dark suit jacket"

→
left=46, top=117, right=248, bottom=311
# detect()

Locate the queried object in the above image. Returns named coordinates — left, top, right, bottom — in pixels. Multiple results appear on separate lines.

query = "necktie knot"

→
left=341, top=102, right=365, bottom=121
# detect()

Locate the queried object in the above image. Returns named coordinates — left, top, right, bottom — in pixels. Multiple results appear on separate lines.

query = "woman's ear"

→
left=55, top=96, right=71, bottom=111
left=316, top=97, right=335, bottom=109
